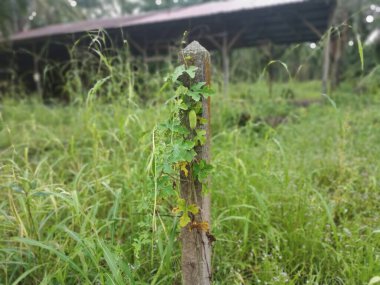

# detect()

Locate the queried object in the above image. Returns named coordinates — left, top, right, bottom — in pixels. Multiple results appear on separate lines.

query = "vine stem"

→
left=151, top=127, right=158, bottom=233
left=151, top=127, right=158, bottom=267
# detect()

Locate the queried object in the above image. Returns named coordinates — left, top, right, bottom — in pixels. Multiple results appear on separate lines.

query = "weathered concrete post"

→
left=179, top=41, right=212, bottom=285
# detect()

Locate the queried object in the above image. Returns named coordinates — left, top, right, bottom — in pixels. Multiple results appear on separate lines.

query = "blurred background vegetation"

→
left=0, top=1, right=380, bottom=284
left=0, top=0, right=379, bottom=93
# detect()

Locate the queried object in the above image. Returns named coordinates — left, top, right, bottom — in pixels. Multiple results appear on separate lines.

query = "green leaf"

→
left=356, top=34, right=364, bottom=71
left=162, top=160, right=175, bottom=175
left=194, top=102, right=203, bottom=114
left=193, top=160, right=213, bottom=182
left=10, top=265, right=44, bottom=285
left=169, top=140, right=196, bottom=163
left=159, top=122, right=189, bottom=135
left=187, top=82, right=215, bottom=101
left=369, top=277, right=380, bottom=285
left=173, top=125, right=190, bottom=135
left=171, top=65, right=186, bottom=82
left=98, top=240, right=126, bottom=285
left=201, top=85, right=216, bottom=98
left=182, top=140, right=195, bottom=149
left=158, top=176, right=174, bottom=196
left=191, top=82, right=206, bottom=91
left=189, top=110, right=197, bottom=129
left=187, top=82, right=205, bottom=101
left=194, top=129, right=206, bottom=146
left=184, top=66, right=198, bottom=79
left=179, top=103, right=188, bottom=110
left=175, top=85, right=188, bottom=97
left=174, top=98, right=188, bottom=110
left=188, top=90, right=201, bottom=101
left=14, top=237, right=87, bottom=279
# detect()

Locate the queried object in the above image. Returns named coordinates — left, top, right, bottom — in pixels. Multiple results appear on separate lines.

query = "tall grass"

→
left=1, top=76, right=380, bottom=284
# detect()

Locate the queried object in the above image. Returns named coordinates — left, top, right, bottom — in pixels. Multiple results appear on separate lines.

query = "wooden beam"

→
left=228, top=29, right=244, bottom=50
left=221, top=34, right=229, bottom=96
left=322, top=27, right=331, bottom=95
left=300, top=16, right=323, bottom=38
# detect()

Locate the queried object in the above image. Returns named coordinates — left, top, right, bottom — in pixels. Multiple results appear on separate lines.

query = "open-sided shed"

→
left=0, top=0, right=336, bottom=96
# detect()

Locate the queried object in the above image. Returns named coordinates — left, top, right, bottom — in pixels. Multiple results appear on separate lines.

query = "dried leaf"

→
left=190, top=221, right=209, bottom=232
left=172, top=207, right=180, bottom=214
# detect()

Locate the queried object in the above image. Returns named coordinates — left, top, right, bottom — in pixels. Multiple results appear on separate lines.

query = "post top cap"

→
left=183, top=41, right=209, bottom=55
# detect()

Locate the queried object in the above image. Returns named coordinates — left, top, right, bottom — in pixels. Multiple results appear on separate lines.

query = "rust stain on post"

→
left=179, top=41, right=212, bottom=285
left=205, top=54, right=212, bottom=134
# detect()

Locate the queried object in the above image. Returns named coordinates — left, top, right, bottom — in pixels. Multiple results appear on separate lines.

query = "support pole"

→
left=179, top=41, right=212, bottom=285
left=222, top=35, right=229, bottom=96
left=322, top=28, right=331, bottom=96
left=32, top=44, right=42, bottom=100
left=207, top=32, right=242, bottom=97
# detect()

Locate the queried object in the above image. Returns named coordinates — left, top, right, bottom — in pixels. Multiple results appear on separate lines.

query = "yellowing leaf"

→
left=179, top=162, right=189, bottom=177
left=179, top=214, right=191, bottom=227
left=199, top=117, right=208, bottom=125
left=187, top=204, right=199, bottom=215
left=189, top=110, right=197, bottom=129
left=174, top=199, right=198, bottom=227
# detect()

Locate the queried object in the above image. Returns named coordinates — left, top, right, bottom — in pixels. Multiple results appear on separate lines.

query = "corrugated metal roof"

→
left=9, top=0, right=308, bottom=42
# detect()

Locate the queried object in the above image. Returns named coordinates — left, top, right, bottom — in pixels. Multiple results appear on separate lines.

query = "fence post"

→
left=179, top=41, right=212, bottom=285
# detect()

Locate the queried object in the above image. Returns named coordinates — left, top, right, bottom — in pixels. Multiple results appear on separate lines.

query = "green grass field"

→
left=1, top=81, right=380, bottom=284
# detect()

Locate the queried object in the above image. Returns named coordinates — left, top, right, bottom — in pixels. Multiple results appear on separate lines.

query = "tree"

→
left=0, top=0, right=28, bottom=35
left=0, top=0, right=220, bottom=36
left=322, top=0, right=378, bottom=89
left=0, top=0, right=83, bottom=35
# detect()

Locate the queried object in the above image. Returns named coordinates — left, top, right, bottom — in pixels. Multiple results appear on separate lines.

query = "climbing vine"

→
left=152, top=63, right=215, bottom=231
